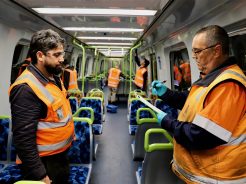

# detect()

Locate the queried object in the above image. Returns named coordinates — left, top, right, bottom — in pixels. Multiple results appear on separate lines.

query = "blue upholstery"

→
left=129, top=125, right=138, bottom=135
left=68, top=121, right=91, bottom=164
left=0, top=164, right=4, bottom=169
left=79, top=99, right=102, bottom=124
left=155, top=100, right=178, bottom=119
left=69, top=98, right=78, bottom=114
left=69, top=165, right=89, bottom=184
left=0, top=119, right=9, bottom=161
left=0, top=164, right=22, bottom=183
left=129, top=100, right=151, bottom=125
left=92, top=124, right=102, bottom=135
left=137, top=165, right=142, bottom=177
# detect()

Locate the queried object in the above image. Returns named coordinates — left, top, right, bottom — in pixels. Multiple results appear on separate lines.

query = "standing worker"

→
left=173, top=63, right=182, bottom=90
left=179, top=59, right=191, bottom=87
left=9, top=29, right=74, bottom=184
left=62, top=60, right=79, bottom=91
left=134, top=49, right=150, bottom=92
left=152, top=25, right=246, bottom=183
left=108, top=64, right=124, bottom=104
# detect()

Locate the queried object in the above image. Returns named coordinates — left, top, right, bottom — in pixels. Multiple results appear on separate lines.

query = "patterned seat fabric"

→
left=69, top=165, right=89, bottom=184
left=0, top=119, right=9, bottom=161
left=0, top=164, right=22, bottom=183
left=155, top=100, right=178, bottom=119
left=129, top=100, right=151, bottom=125
left=79, top=99, right=102, bottom=124
left=69, top=98, right=78, bottom=114
left=68, top=121, right=91, bottom=164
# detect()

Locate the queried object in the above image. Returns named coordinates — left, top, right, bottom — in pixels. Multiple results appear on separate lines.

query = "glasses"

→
left=45, top=51, right=65, bottom=58
left=192, top=44, right=218, bottom=56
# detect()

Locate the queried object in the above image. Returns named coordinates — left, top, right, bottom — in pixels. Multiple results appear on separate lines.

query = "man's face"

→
left=44, top=44, right=65, bottom=75
left=192, top=33, right=217, bottom=75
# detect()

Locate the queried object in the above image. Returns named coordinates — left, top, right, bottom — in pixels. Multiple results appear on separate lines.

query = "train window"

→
left=169, top=48, right=191, bottom=91
left=11, top=43, right=29, bottom=84
left=230, top=35, right=246, bottom=74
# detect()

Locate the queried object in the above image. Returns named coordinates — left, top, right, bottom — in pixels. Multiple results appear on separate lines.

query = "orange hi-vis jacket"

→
left=134, top=67, right=147, bottom=88
left=108, top=68, right=121, bottom=88
left=173, top=65, right=246, bottom=184
left=180, top=62, right=191, bottom=83
left=64, top=68, right=79, bottom=90
left=173, top=65, right=182, bottom=83
left=9, top=70, right=75, bottom=162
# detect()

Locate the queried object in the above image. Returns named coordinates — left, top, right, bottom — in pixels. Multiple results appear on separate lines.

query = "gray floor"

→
left=89, top=97, right=138, bottom=184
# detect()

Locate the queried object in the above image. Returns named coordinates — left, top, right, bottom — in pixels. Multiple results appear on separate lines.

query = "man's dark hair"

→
left=28, top=29, right=65, bottom=64
left=196, top=25, right=229, bottom=55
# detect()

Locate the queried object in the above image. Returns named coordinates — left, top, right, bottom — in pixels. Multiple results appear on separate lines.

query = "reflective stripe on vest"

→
left=173, top=160, right=246, bottom=184
left=108, top=68, right=121, bottom=88
left=37, top=134, right=74, bottom=152
left=134, top=67, right=147, bottom=88
left=16, top=74, right=54, bottom=103
left=38, top=114, right=72, bottom=130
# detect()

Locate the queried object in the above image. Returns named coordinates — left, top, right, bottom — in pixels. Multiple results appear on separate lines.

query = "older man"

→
left=152, top=25, right=246, bottom=183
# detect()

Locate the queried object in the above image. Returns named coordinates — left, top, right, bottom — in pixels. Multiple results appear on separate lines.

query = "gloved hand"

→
left=151, top=80, right=167, bottom=96
left=157, top=111, right=167, bottom=125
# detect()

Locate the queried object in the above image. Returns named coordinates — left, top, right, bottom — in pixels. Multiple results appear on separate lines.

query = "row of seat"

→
left=0, top=113, right=93, bottom=184
left=127, top=90, right=179, bottom=184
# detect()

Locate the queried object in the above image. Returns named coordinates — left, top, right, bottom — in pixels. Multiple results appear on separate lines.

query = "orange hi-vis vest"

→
left=64, top=68, right=78, bottom=90
left=180, top=63, right=191, bottom=83
left=173, top=65, right=182, bottom=83
left=108, top=68, right=121, bottom=88
left=9, top=70, right=75, bottom=162
left=134, top=67, right=147, bottom=88
left=173, top=65, right=246, bottom=184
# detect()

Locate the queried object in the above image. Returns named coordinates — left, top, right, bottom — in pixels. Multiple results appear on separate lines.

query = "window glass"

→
left=230, top=35, right=246, bottom=74
left=169, top=48, right=191, bottom=91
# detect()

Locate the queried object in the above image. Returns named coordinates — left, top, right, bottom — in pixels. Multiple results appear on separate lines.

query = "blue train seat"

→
left=0, top=116, right=92, bottom=184
left=136, top=129, right=178, bottom=184
left=79, top=97, right=103, bottom=135
left=155, top=99, right=178, bottom=119
left=69, top=97, right=79, bottom=114
left=128, top=98, right=151, bottom=135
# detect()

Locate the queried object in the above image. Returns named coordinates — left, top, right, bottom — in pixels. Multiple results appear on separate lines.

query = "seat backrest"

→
left=0, top=117, right=11, bottom=162
left=79, top=97, right=102, bottom=124
left=141, top=128, right=179, bottom=184
left=69, top=97, right=78, bottom=114
left=68, top=121, right=92, bottom=164
left=141, top=150, right=178, bottom=184
left=133, top=123, right=162, bottom=161
left=129, top=99, right=151, bottom=125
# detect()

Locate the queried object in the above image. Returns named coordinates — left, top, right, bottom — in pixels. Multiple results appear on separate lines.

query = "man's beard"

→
left=45, top=64, right=62, bottom=75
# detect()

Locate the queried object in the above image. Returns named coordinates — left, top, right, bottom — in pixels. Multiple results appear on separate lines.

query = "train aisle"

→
left=89, top=90, right=137, bottom=184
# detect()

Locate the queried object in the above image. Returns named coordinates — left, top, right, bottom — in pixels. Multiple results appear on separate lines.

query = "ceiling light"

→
left=78, top=36, right=137, bottom=41
left=64, top=27, right=143, bottom=32
left=86, top=42, right=133, bottom=46
left=33, top=8, right=157, bottom=16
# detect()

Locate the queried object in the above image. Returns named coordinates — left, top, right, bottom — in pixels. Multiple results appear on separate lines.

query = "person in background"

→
left=62, top=59, right=79, bottom=91
left=9, top=29, right=74, bottom=184
left=107, top=64, right=124, bottom=104
left=173, top=63, right=182, bottom=90
left=134, top=49, right=150, bottom=92
left=17, top=57, right=32, bottom=77
left=179, top=59, right=191, bottom=87
left=152, top=25, right=246, bottom=183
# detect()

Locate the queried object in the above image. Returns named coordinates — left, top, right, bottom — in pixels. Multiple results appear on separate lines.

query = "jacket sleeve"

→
left=159, top=88, right=189, bottom=110
left=10, top=84, right=47, bottom=180
left=134, top=55, right=141, bottom=67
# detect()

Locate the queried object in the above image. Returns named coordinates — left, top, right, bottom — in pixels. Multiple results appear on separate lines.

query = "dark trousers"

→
left=41, top=151, right=70, bottom=184
left=19, top=151, right=70, bottom=184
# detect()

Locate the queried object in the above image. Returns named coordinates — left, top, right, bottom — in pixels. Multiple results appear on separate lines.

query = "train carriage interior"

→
left=0, top=0, right=246, bottom=183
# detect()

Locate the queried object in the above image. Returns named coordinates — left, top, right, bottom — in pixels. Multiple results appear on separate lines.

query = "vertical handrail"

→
left=73, top=39, right=86, bottom=94
left=129, top=42, right=142, bottom=92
